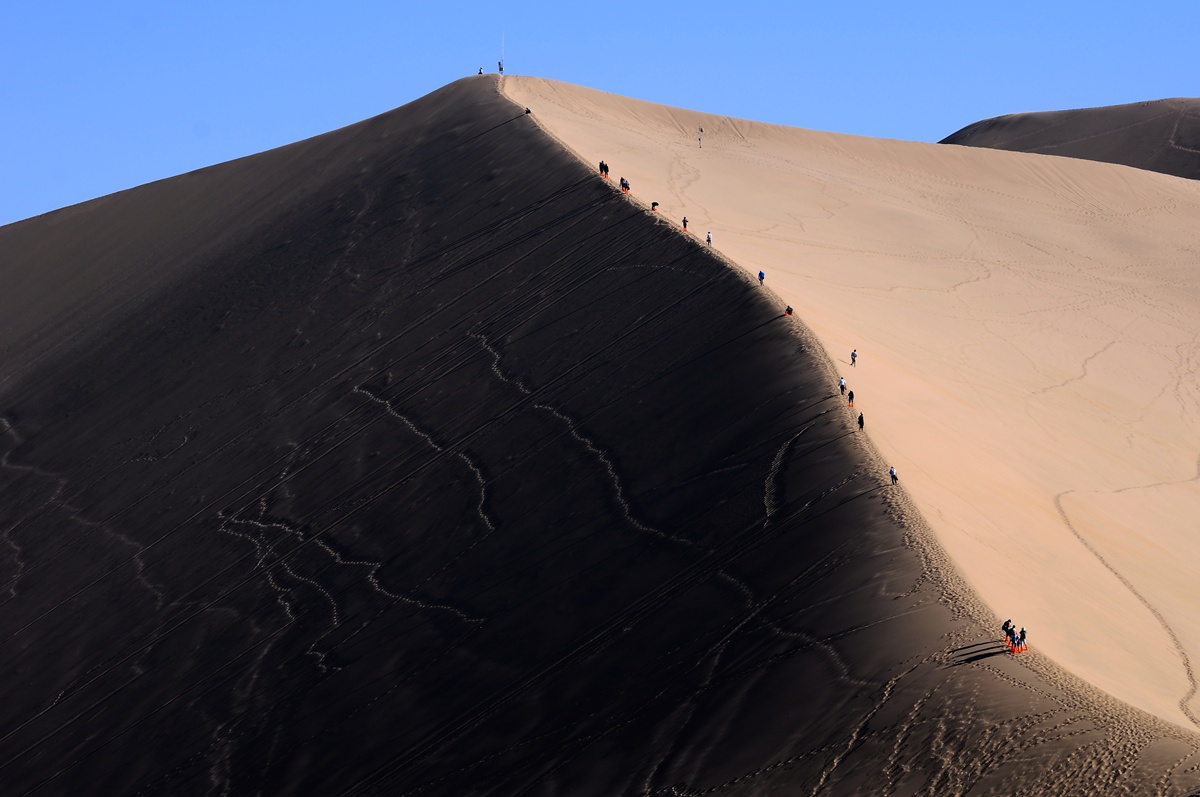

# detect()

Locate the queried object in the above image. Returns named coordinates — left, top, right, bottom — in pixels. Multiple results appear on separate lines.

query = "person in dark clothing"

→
left=857, top=413, right=864, bottom=431
left=758, top=270, right=765, bottom=285
left=651, top=202, right=659, bottom=211
left=1002, top=619, right=1013, bottom=636
left=478, top=67, right=483, bottom=75
left=682, top=216, right=688, bottom=231
left=785, top=306, right=793, bottom=316
left=525, top=107, right=531, bottom=115
left=847, top=390, right=854, bottom=406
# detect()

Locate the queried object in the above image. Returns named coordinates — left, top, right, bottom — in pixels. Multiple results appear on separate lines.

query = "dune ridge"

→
left=0, top=75, right=1198, bottom=793
left=502, top=76, right=1200, bottom=734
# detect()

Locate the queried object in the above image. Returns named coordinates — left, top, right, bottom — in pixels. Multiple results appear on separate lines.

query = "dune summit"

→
left=1, top=75, right=1200, bottom=794
left=940, top=98, right=1200, bottom=180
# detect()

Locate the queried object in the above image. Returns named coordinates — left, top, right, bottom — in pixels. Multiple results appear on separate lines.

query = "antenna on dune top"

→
left=498, top=32, right=504, bottom=74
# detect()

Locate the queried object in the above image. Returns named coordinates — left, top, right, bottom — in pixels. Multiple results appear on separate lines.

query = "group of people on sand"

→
left=1002, top=619, right=1029, bottom=653
left=597, top=161, right=632, bottom=195
left=838, top=355, right=896, bottom=479
left=599, top=160, right=713, bottom=247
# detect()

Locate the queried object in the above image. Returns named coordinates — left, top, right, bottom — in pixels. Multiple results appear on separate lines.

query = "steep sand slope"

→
left=503, top=76, right=1200, bottom=731
left=941, top=98, right=1200, bottom=180
left=2, top=75, right=1200, bottom=794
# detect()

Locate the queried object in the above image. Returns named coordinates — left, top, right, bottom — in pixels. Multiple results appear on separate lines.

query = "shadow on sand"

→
left=947, top=641, right=1011, bottom=666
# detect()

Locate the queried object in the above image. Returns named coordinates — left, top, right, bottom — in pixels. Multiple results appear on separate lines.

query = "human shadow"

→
left=947, top=645, right=1010, bottom=666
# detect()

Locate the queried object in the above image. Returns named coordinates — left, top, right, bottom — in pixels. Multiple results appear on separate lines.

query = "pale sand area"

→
left=503, top=76, right=1200, bottom=730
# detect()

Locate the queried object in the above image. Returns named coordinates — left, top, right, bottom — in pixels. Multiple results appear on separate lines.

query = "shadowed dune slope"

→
left=2, top=77, right=1200, bottom=795
left=940, top=98, right=1200, bottom=180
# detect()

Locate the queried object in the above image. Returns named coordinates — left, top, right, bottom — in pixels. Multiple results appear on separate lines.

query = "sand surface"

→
left=503, top=76, right=1200, bottom=731
left=941, top=98, right=1200, bottom=180
left=2, top=75, right=1200, bottom=793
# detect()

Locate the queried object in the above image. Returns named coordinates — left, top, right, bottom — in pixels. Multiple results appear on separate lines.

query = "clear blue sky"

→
left=3, top=1, right=1197, bottom=227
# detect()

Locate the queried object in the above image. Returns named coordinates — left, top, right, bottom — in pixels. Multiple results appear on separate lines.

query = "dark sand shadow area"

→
left=1, top=77, right=1199, bottom=794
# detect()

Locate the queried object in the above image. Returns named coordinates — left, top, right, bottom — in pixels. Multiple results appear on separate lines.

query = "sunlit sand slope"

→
left=504, top=75, right=1200, bottom=733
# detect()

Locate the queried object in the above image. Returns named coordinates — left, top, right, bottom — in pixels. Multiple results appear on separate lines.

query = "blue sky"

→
left=3, top=1, right=1197, bottom=226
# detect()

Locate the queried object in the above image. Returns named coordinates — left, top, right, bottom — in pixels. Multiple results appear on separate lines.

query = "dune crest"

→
left=504, top=75, right=1200, bottom=730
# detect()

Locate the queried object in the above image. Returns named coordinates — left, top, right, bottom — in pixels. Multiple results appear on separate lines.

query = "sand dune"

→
left=503, top=76, right=1200, bottom=734
left=941, top=98, right=1200, bottom=180
left=1, top=75, right=1200, bottom=793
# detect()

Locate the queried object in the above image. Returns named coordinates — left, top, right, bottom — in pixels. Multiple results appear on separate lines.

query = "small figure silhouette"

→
left=851, top=348, right=858, bottom=367
left=682, top=216, right=688, bottom=231
left=706, top=231, right=712, bottom=246
left=758, top=270, right=765, bottom=285
left=857, top=413, right=864, bottom=431
left=839, top=377, right=846, bottom=395
left=889, top=466, right=898, bottom=485
left=847, top=390, right=854, bottom=407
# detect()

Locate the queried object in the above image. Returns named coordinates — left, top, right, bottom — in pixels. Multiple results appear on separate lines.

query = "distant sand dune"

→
left=504, top=76, right=1200, bottom=733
